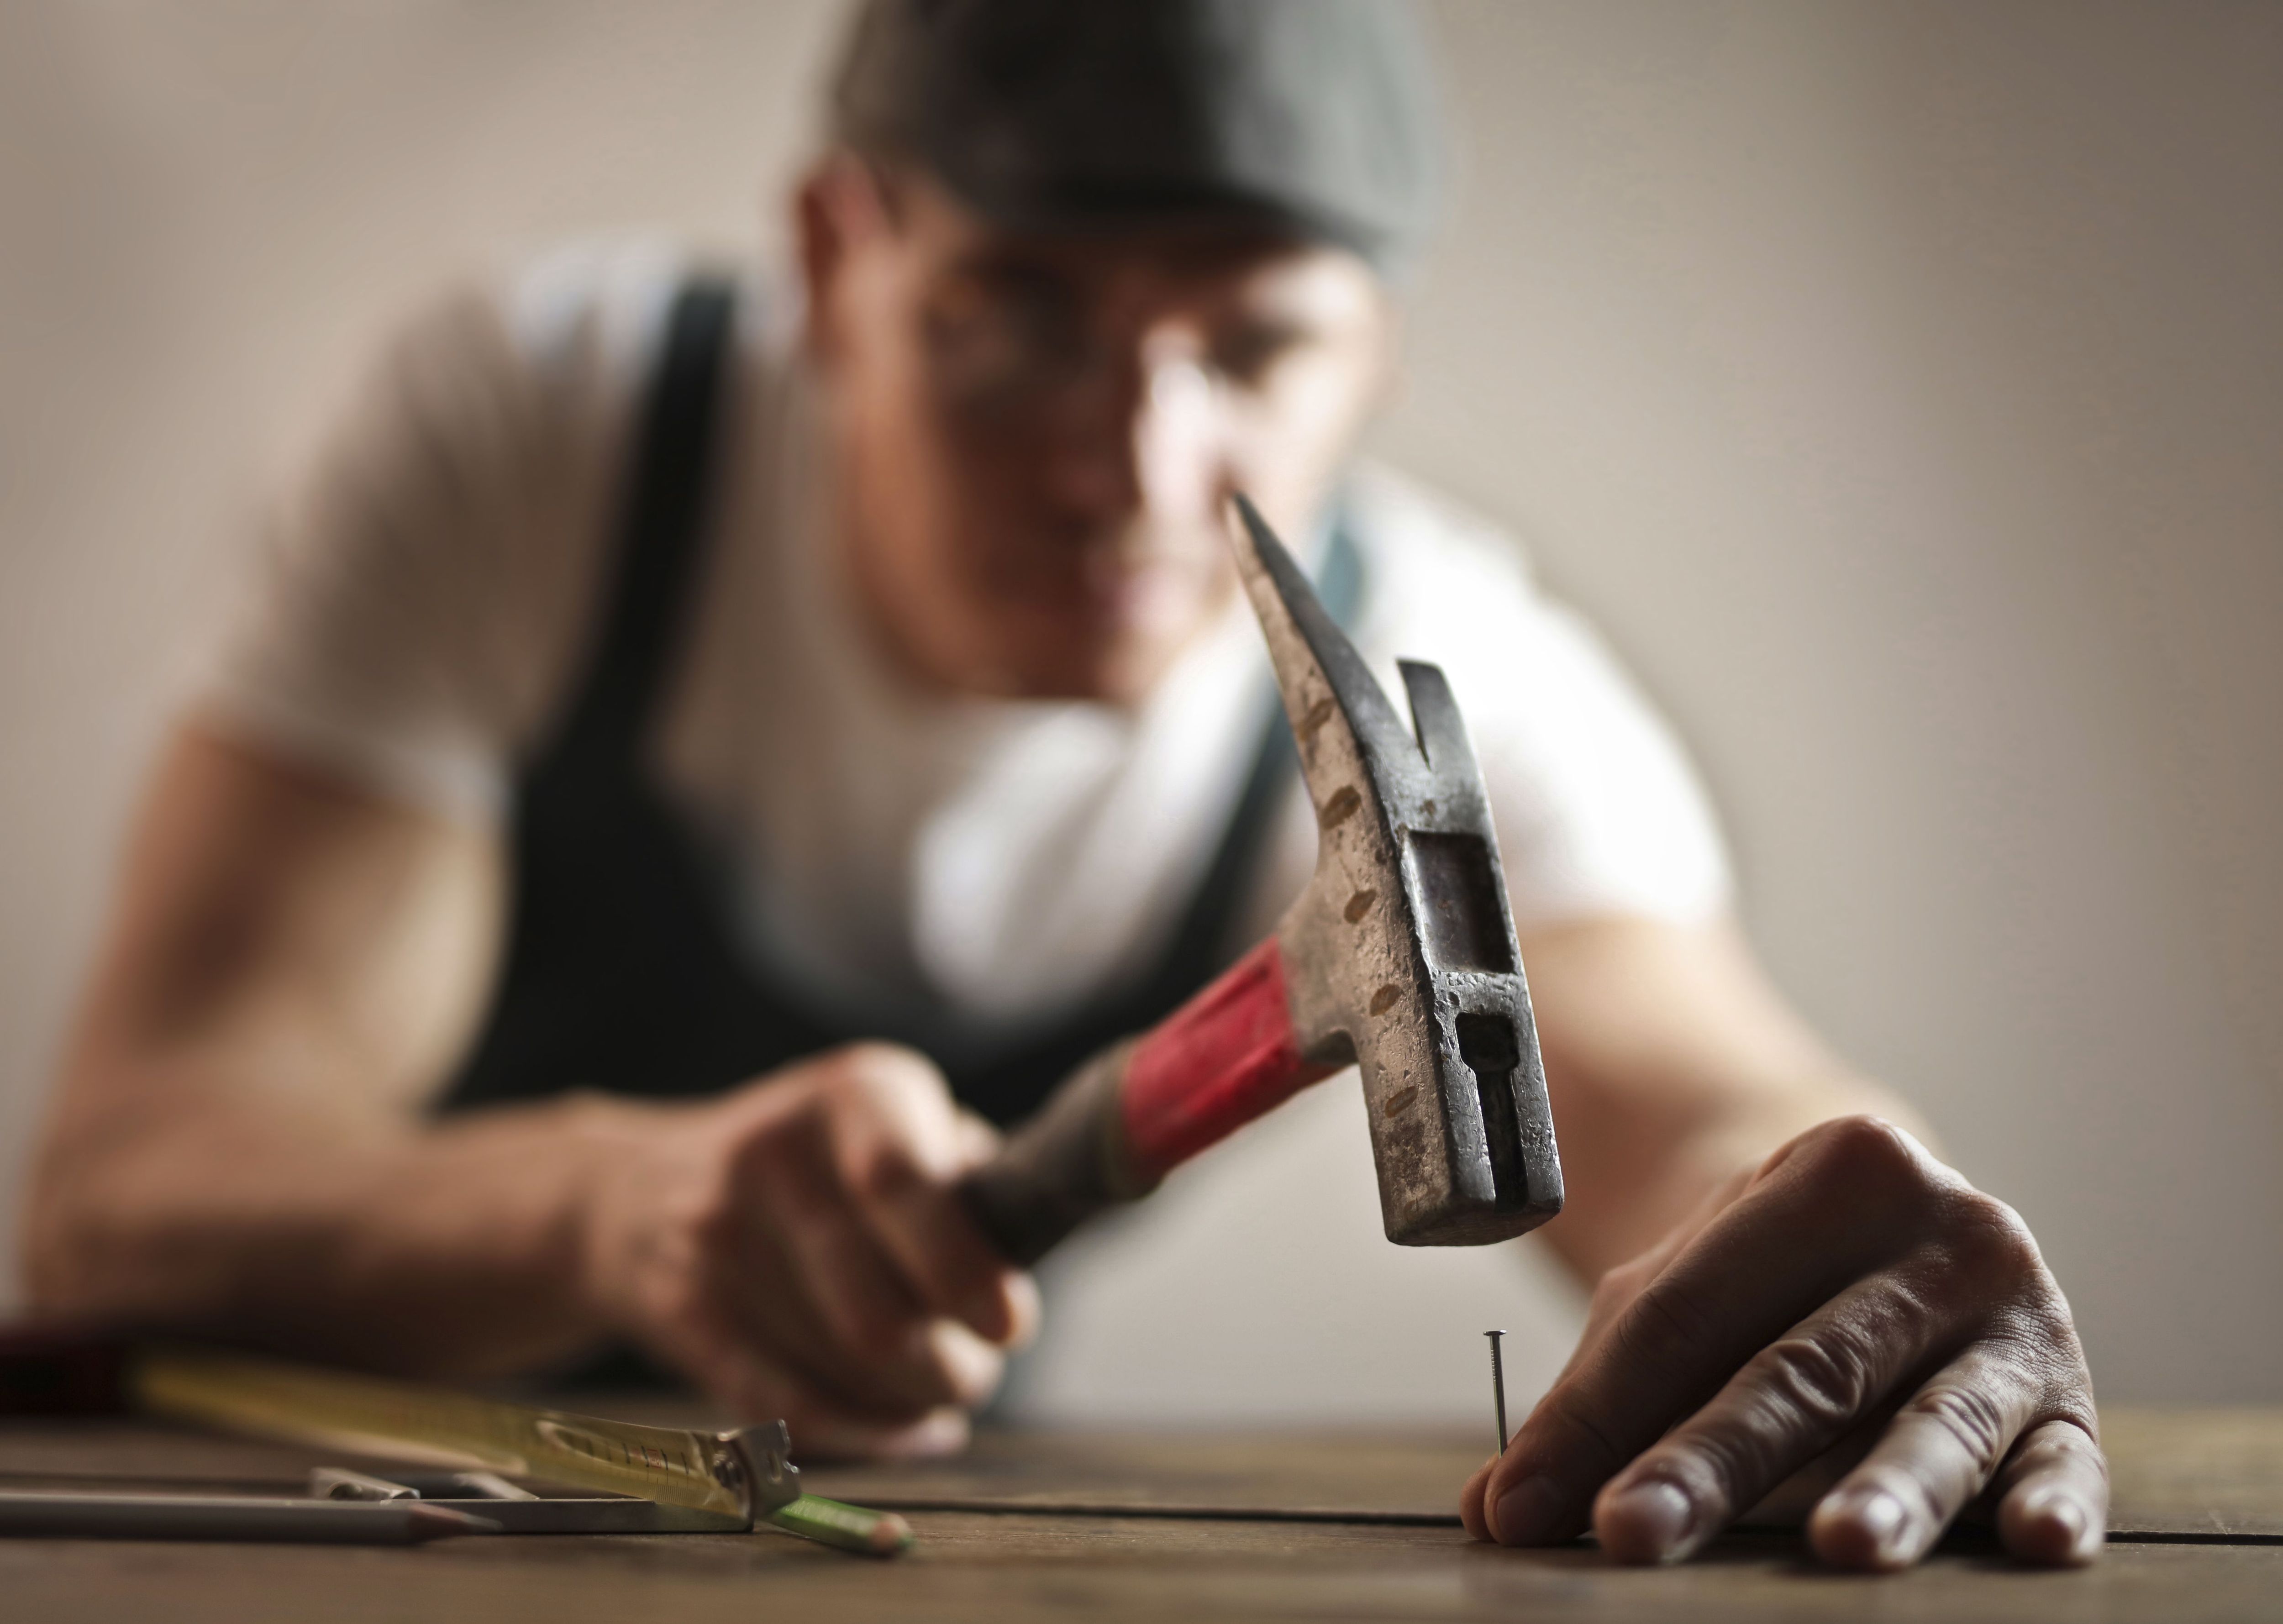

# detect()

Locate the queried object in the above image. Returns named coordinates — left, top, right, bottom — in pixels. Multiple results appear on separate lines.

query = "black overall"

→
left=442, top=278, right=1361, bottom=1138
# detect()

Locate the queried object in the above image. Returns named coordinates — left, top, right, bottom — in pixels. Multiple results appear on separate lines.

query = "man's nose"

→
left=1043, top=344, right=1227, bottom=526
left=1135, top=355, right=1224, bottom=523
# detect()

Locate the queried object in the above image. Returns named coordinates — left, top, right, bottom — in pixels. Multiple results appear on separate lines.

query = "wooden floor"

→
left=2, top=1408, right=2276, bottom=1621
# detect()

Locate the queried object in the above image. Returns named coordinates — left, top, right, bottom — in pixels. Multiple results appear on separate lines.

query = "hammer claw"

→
left=1398, top=658, right=1479, bottom=786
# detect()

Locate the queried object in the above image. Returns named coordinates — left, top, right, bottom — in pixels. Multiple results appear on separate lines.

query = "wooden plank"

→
left=0, top=1509, right=2275, bottom=1622
left=9, top=1408, right=2278, bottom=1538
left=1, top=1409, right=2278, bottom=1622
left=2103, top=1409, right=2283, bottom=1538
left=802, top=1428, right=1489, bottom=1521
left=803, top=1409, right=2283, bottom=1540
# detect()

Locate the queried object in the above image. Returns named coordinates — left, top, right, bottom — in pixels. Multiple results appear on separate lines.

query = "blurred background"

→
left=1, top=0, right=2277, bottom=1419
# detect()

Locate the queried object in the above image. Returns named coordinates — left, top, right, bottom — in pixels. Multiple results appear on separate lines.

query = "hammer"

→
left=961, top=496, right=1563, bottom=1261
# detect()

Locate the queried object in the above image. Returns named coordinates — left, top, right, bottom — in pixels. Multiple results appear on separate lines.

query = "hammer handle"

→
left=959, top=939, right=1336, bottom=1266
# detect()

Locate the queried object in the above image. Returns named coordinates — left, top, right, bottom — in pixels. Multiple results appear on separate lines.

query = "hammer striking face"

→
left=961, top=496, right=1563, bottom=1261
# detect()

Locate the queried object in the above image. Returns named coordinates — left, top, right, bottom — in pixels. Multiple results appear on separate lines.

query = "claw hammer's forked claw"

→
left=961, top=495, right=1562, bottom=1261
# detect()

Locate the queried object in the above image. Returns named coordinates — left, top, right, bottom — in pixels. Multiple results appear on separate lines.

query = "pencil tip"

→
left=406, top=1504, right=501, bottom=1540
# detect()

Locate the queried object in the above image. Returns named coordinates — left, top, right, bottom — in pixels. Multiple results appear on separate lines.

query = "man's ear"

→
left=794, top=152, right=896, bottom=367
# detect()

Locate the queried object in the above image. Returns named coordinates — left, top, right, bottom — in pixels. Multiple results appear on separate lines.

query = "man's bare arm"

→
left=1520, top=915, right=1928, bottom=1281
left=23, top=721, right=590, bottom=1370
left=22, top=724, right=1033, bottom=1451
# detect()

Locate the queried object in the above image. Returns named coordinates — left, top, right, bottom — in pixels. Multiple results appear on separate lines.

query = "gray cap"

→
left=830, top=0, right=1445, bottom=270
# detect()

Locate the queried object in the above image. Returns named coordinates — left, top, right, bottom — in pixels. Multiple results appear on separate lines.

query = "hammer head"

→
left=1231, top=496, right=1563, bottom=1247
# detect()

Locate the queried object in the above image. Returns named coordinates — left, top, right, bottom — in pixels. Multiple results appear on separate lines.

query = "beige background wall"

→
left=2, top=1, right=2277, bottom=1415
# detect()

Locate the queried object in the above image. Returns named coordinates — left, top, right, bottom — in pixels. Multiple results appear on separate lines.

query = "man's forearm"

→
left=1516, top=916, right=1948, bottom=1282
left=1665, top=1069, right=1930, bottom=1222
left=24, top=1075, right=636, bottom=1376
left=1551, top=1058, right=1935, bottom=1282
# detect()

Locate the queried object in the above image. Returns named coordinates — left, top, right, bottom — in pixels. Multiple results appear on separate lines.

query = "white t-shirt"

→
left=206, top=242, right=1730, bottom=1073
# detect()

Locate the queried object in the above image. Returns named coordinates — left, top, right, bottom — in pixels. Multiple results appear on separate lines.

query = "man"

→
left=22, top=0, right=2102, bottom=1571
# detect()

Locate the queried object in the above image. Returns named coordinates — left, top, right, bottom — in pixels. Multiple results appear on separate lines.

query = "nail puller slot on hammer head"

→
left=959, top=495, right=1562, bottom=1262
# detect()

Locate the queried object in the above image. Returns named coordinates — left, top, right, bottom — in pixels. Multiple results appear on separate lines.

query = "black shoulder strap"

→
left=547, top=277, right=740, bottom=762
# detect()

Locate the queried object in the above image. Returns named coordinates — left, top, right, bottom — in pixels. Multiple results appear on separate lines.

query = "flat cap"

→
left=830, top=0, right=1445, bottom=269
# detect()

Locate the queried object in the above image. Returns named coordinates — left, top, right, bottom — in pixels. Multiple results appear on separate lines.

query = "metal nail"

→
left=1484, top=1329, right=1509, bottom=1454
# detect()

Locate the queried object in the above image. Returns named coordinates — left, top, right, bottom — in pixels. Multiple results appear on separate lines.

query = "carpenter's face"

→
left=800, top=158, right=1394, bottom=703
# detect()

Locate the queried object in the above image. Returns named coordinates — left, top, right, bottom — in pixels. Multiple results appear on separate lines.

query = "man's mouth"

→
left=976, top=535, right=1208, bottom=631
left=1077, top=548, right=1196, bottom=635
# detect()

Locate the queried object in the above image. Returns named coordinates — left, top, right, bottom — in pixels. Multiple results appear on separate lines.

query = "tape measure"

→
left=131, top=1343, right=909, bottom=1556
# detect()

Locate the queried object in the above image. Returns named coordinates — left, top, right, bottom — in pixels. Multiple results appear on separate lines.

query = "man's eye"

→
left=1212, top=323, right=1306, bottom=385
left=924, top=280, right=1010, bottom=346
left=921, top=293, right=1023, bottom=391
left=924, top=277, right=1081, bottom=369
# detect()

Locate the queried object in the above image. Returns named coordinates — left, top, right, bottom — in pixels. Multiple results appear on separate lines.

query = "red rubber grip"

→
left=1119, top=938, right=1336, bottom=1183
